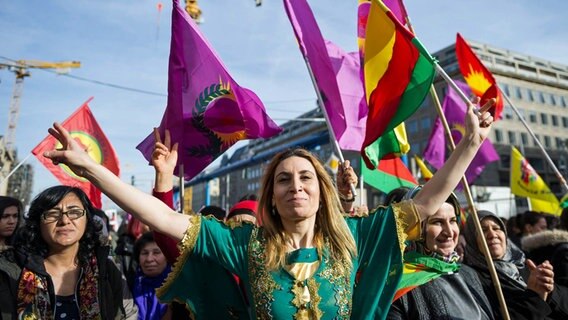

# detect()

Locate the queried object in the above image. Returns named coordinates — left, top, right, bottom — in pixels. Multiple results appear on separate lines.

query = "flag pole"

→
left=500, top=89, right=568, bottom=193
left=404, top=16, right=511, bottom=320
left=179, top=164, right=185, bottom=213
left=431, top=65, right=510, bottom=320
left=0, top=153, right=32, bottom=186
left=300, top=55, right=357, bottom=196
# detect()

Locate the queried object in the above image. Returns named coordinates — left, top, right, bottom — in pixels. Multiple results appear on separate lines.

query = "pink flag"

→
left=423, top=80, right=500, bottom=184
left=137, top=0, right=281, bottom=180
left=284, top=0, right=366, bottom=151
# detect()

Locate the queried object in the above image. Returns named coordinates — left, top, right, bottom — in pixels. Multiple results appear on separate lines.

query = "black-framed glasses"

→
left=42, top=209, right=86, bottom=223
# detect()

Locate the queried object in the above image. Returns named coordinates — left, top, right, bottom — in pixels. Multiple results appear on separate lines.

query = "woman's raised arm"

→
left=413, top=98, right=495, bottom=221
left=43, top=123, right=189, bottom=241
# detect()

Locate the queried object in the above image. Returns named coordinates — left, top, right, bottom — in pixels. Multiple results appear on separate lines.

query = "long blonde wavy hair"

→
left=257, top=148, right=357, bottom=271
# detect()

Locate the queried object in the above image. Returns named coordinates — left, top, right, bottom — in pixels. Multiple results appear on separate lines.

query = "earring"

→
left=271, top=206, right=277, bottom=216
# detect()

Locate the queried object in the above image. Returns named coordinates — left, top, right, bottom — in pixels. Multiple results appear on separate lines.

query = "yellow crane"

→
left=0, top=60, right=80, bottom=152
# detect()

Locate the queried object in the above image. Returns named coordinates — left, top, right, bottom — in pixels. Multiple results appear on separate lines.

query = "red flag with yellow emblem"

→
left=32, top=98, right=120, bottom=208
left=456, top=33, right=503, bottom=120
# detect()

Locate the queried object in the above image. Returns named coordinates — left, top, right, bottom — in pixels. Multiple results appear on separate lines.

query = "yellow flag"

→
left=510, top=147, right=559, bottom=213
left=529, top=198, right=561, bottom=215
left=325, top=154, right=340, bottom=174
left=414, top=155, right=433, bottom=181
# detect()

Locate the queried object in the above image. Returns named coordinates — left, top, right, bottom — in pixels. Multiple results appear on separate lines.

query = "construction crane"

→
left=0, top=59, right=80, bottom=152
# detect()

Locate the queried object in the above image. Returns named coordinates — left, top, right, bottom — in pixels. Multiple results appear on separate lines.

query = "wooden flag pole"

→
left=404, top=16, right=511, bottom=320
left=301, top=55, right=357, bottom=196
left=428, top=81, right=510, bottom=320
left=500, top=89, right=568, bottom=193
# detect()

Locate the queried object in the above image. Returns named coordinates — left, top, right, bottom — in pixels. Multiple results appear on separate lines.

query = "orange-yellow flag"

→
left=456, top=33, right=504, bottom=120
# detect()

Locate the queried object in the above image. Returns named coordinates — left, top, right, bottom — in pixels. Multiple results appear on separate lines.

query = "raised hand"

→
left=151, top=128, right=179, bottom=175
left=465, top=97, right=495, bottom=145
left=337, top=160, right=357, bottom=199
left=44, top=122, right=97, bottom=177
left=527, top=259, right=555, bottom=301
left=151, top=128, right=179, bottom=193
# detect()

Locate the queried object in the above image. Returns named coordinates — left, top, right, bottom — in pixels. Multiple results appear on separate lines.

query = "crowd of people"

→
left=0, top=98, right=566, bottom=319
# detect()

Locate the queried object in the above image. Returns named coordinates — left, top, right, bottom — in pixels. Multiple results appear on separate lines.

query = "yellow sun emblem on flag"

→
left=55, top=131, right=102, bottom=181
left=465, top=64, right=491, bottom=97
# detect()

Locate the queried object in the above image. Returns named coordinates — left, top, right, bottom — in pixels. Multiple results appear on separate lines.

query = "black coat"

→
left=522, top=230, right=568, bottom=319
left=387, top=264, right=495, bottom=320
left=0, top=248, right=20, bottom=320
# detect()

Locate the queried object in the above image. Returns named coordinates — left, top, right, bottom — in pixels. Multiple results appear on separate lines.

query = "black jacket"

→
left=522, top=230, right=568, bottom=319
left=0, top=247, right=20, bottom=320
left=17, top=246, right=137, bottom=319
left=387, top=264, right=495, bottom=320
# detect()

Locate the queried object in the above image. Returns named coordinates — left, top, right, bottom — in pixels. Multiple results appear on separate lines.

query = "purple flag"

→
left=137, top=0, right=281, bottom=180
left=423, top=80, right=500, bottom=184
left=284, top=0, right=366, bottom=151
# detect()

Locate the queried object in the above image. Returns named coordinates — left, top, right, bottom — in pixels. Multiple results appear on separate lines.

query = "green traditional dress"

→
left=158, top=200, right=420, bottom=319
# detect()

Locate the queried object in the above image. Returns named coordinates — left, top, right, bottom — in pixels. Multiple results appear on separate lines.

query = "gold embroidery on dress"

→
left=157, top=214, right=201, bottom=298
left=248, top=228, right=280, bottom=319
left=319, top=241, right=352, bottom=318
left=284, top=260, right=322, bottom=320
left=392, top=200, right=421, bottom=254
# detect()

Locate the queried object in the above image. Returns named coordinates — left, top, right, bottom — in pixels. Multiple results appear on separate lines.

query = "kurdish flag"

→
left=456, top=33, right=504, bottom=120
left=362, top=157, right=417, bottom=193
left=510, top=146, right=560, bottom=215
left=32, top=98, right=119, bottom=209
left=361, top=0, right=435, bottom=169
left=394, top=251, right=460, bottom=301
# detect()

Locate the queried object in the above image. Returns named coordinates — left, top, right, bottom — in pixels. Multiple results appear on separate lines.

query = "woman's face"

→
left=272, top=156, right=321, bottom=223
left=40, top=193, right=87, bottom=250
left=425, top=202, right=460, bottom=257
left=139, top=242, right=167, bottom=277
left=479, top=217, right=507, bottom=259
left=0, top=205, right=19, bottom=240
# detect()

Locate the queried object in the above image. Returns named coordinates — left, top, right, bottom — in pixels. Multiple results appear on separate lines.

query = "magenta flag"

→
left=423, top=80, right=500, bottom=184
left=284, top=0, right=366, bottom=151
left=137, top=0, right=281, bottom=180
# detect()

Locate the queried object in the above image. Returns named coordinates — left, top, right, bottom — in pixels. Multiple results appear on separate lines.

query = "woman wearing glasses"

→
left=14, top=185, right=138, bottom=319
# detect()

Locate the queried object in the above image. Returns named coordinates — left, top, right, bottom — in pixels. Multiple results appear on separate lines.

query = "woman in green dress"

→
left=41, top=100, right=494, bottom=319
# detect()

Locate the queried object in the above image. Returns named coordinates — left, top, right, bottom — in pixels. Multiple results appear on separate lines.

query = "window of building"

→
left=526, top=89, right=534, bottom=102
left=500, top=83, right=510, bottom=96
left=552, top=115, right=559, bottom=126
left=556, top=137, right=564, bottom=149
left=521, top=132, right=528, bottom=145
left=508, top=131, right=516, bottom=144
left=529, top=111, right=537, bottom=123
left=539, top=91, right=546, bottom=104
left=515, top=86, right=522, bottom=100
left=563, top=116, right=568, bottom=128
left=541, top=113, right=548, bottom=125
left=550, top=94, right=557, bottom=106
left=544, top=136, right=551, bottom=148
left=420, top=118, right=431, bottom=131
left=494, top=129, right=503, bottom=143
left=561, top=96, right=567, bottom=108
left=504, top=106, right=514, bottom=120
left=407, top=120, right=418, bottom=134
